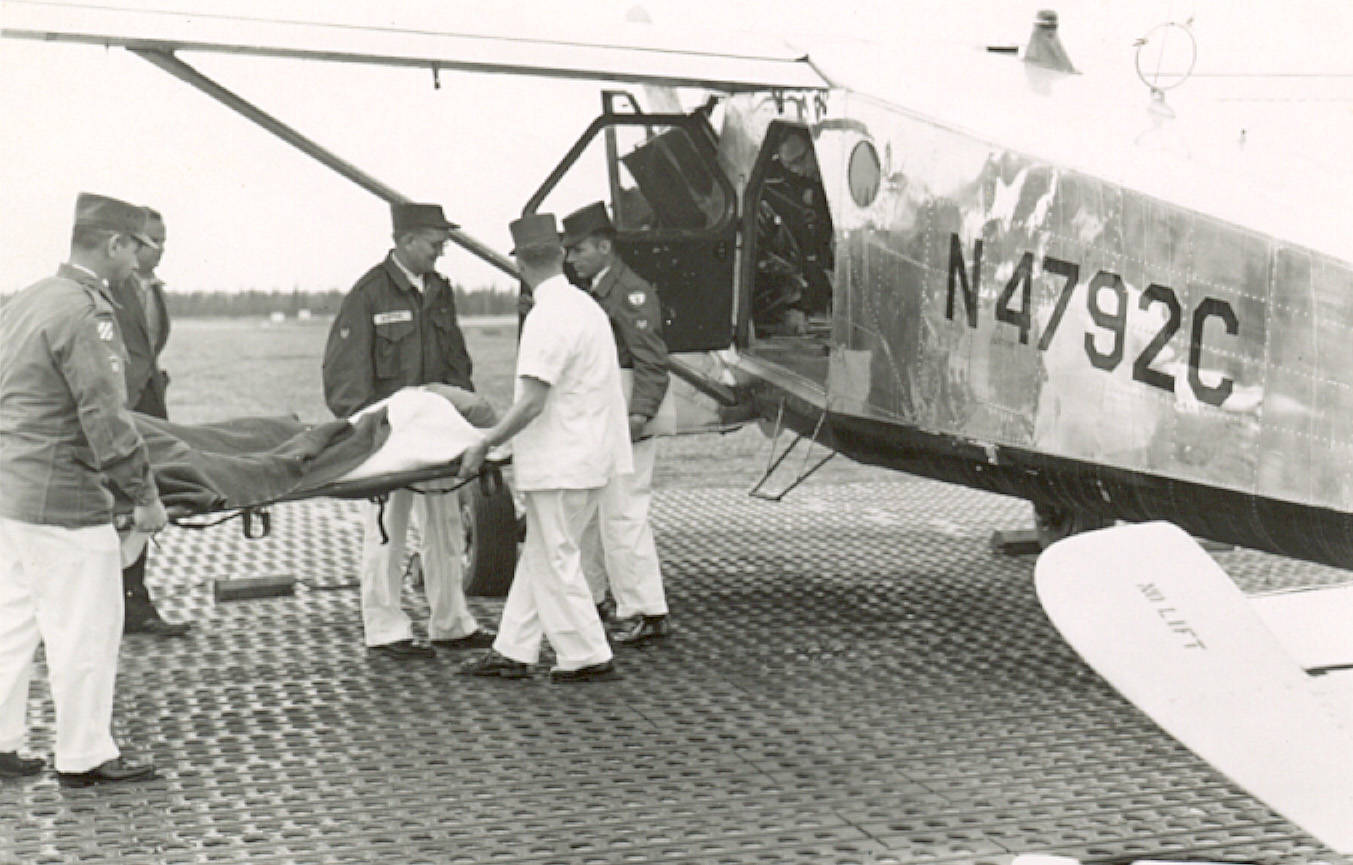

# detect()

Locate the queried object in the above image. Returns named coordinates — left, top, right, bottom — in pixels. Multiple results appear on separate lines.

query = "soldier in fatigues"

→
left=562, top=202, right=674, bottom=644
left=0, top=193, right=165, bottom=786
left=322, top=202, right=494, bottom=660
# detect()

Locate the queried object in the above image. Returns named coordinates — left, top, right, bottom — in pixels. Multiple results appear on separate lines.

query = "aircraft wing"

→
left=0, top=0, right=830, bottom=91
left=1035, top=522, right=1353, bottom=854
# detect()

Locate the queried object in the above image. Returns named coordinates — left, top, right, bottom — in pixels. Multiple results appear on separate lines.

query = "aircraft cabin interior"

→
left=742, top=120, right=836, bottom=386
left=526, top=105, right=836, bottom=388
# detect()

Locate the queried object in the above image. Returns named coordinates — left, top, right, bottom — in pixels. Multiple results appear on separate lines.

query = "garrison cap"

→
left=509, top=213, right=562, bottom=254
left=74, top=192, right=159, bottom=249
left=560, top=201, right=614, bottom=249
left=392, top=202, right=458, bottom=235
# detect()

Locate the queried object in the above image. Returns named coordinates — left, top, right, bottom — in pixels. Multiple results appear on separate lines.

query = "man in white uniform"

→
left=458, top=213, right=632, bottom=682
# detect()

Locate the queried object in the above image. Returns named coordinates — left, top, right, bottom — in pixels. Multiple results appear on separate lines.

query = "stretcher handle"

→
left=242, top=507, right=272, bottom=539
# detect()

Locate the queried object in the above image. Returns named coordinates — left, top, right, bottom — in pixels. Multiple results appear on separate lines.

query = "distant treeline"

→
left=163, top=286, right=518, bottom=318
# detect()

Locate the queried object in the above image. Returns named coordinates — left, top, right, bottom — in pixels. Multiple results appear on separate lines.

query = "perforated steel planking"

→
left=1, top=478, right=1348, bottom=865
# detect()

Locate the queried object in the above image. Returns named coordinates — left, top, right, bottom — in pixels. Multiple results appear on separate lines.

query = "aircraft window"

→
left=849, top=141, right=881, bottom=207
left=620, top=127, right=725, bottom=230
left=533, top=122, right=727, bottom=236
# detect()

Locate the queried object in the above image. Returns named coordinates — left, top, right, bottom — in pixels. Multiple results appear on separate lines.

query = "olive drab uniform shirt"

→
left=322, top=252, right=474, bottom=419
left=0, top=264, right=160, bottom=527
left=588, top=258, right=669, bottom=421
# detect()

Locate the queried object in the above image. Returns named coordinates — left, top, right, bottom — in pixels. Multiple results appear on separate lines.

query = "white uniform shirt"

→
left=513, top=274, right=633, bottom=491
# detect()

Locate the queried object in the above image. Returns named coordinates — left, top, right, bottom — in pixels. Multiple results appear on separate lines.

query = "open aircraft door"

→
left=523, top=97, right=739, bottom=353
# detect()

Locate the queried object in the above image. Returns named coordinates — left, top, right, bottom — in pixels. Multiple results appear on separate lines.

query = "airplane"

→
left=5, top=0, right=1353, bottom=851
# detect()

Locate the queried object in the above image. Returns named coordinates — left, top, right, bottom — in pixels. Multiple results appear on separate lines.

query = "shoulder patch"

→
left=627, top=290, right=647, bottom=308
left=339, top=326, right=351, bottom=340
left=96, top=319, right=115, bottom=342
left=635, top=318, right=650, bottom=331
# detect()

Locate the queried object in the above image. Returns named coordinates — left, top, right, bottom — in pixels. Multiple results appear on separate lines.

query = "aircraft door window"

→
left=530, top=122, right=728, bottom=238
left=525, top=113, right=738, bottom=353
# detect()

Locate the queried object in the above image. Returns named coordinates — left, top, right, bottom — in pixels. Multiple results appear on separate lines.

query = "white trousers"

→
left=360, top=488, right=477, bottom=646
left=0, top=517, right=123, bottom=773
left=581, top=435, right=668, bottom=619
left=494, top=489, right=612, bottom=672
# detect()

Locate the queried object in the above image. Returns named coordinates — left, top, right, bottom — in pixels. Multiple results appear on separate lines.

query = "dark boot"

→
left=123, top=548, right=191, bottom=636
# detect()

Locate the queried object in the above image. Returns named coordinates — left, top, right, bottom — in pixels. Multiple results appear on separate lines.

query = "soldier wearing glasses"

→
left=107, top=206, right=191, bottom=637
left=322, top=203, right=494, bottom=660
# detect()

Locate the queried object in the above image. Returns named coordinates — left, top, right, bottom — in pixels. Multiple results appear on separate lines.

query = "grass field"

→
left=160, top=315, right=878, bottom=489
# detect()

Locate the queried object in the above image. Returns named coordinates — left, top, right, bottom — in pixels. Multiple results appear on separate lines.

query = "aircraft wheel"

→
left=459, top=468, right=519, bottom=597
left=1033, top=502, right=1112, bottom=549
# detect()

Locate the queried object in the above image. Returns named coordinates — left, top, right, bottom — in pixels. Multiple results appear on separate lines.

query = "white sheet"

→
left=338, top=388, right=487, bottom=483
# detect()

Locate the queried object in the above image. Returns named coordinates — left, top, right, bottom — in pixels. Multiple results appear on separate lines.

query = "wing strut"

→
left=132, top=49, right=520, bottom=279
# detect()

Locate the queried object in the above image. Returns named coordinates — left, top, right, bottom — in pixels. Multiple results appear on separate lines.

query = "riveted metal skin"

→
left=1, top=479, right=1346, bottom=864
left=715, top=87, right=1353, bottom=572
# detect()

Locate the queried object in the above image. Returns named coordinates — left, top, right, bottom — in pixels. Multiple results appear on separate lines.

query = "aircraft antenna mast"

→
left=1134, top=21, right=1197, bottom=119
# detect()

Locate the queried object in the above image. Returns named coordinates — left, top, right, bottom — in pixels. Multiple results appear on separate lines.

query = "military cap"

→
left=560, top=201, right=614, bottom=249
left=509, top=213, right=562, bottom=254
left=74, top=192, right=159, bottom=249
left=392, top=202, right=459, bottom=235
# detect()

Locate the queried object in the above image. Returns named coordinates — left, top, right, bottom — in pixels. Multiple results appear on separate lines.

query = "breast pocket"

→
left=429, top=306, right=456, bottom=335
left=373, top=320, right=416, bottom=379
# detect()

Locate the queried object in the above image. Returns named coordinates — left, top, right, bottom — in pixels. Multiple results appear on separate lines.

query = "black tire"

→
left=1032, top=502, right=1113, bottom=549
left=459, top=470, right=519, bottom=597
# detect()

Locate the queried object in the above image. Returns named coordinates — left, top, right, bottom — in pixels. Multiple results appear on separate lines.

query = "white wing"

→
left=0, top=0, right=829, bottom=91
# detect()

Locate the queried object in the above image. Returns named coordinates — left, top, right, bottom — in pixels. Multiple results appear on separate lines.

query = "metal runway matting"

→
left=2, top=477, right=1349, bottom=865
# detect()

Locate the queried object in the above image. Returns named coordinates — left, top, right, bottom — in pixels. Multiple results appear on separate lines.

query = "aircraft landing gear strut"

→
left=990, top=502, right=1113, bottom=556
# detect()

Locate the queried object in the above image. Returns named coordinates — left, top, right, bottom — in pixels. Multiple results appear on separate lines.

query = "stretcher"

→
left=164, top=457, right=505, bottom=539
left=121, top=386, right=510, bottom=553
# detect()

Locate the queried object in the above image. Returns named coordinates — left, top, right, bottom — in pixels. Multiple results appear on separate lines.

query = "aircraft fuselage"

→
left=710, top=86, right=1353, bottom=567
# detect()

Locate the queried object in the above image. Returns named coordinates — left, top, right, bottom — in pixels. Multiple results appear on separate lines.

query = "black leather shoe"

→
left=125, top=615, right=191, bottom=637
left=459, top=651, right=531, bottom=678
left=595, top=596, right=617, bottom=625
left=57, top=757, right=156, bottom=788
left=550, top=660, right=620, bottom=682
left=612, top=615, right=670, bottom=645
left=431, top=628, right=497, bottom=650
left=368, top=639, right=436, bottom=659
left=0, top=751, right=44, bottom=778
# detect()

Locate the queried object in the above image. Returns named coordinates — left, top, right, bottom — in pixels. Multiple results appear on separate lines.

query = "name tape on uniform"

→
left=373, top=310, right=414, bottom=325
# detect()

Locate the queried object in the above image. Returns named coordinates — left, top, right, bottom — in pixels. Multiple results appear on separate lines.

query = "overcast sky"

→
left=2, top=0, right=1351, bottom=295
